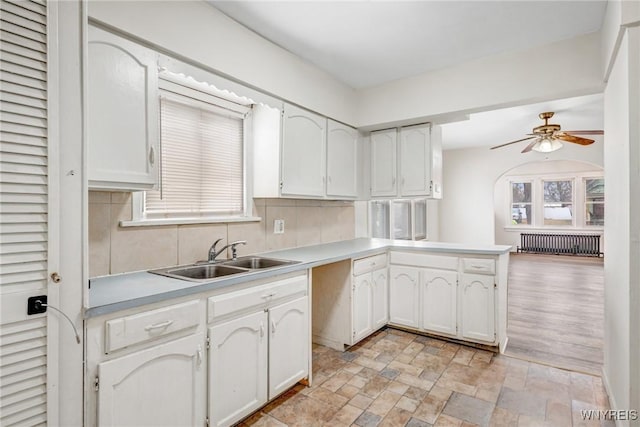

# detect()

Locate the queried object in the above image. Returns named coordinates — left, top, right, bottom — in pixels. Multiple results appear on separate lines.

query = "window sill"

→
left=502, top=226, right=604, bottom=233
left=120, top=216, right=262, bottom=228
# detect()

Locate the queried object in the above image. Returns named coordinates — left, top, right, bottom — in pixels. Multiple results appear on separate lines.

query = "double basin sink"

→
left=149, top=256, right=299, bottom=282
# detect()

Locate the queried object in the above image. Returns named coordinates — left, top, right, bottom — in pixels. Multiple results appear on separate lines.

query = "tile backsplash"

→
left=88, top=192, right=356, bottom=277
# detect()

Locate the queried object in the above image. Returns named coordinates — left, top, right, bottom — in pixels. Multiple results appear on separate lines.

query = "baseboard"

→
left=312, top=334, right=344, bottom=352
left=500, top=336, right=509, bottom=354
left=601, top=367, right=627, bottom=427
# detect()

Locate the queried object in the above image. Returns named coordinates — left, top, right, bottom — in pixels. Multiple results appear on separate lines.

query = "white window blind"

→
left=144, top=96, right=245, bottom=217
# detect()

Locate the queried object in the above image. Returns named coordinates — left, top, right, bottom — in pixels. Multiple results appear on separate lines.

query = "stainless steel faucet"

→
left=208, top=239, right=247, bottom=262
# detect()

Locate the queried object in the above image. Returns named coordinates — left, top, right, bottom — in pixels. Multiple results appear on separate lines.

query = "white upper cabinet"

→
left=281, top=103, right=327, bottom=197
left=87, top=26, right=159, bottom=191
left=326, top=120, right=358, bottom=198
left=253, top=104, right=361, bottom=200
left=370, top=129, right=398, bottom=197
left=400, top=124, right=431, bottom=196
left=370, top=124, right=443, bottom=199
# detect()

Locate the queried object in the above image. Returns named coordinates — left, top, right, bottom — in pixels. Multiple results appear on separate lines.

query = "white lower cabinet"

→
left=371, top=268, right=388, bottom=330
left=209, top=311, right=268, bottom=427
left=208, top=274, right=309, bottom=427
left=351, top=254, right=389, bottom=345
left=389, top=266, right=420, bottom=328
left=352, top=268, right=388, bottom=344
left=97, top=333, right=207, bottom=427
left=352, top=273, right=374, bottom=343
left=459, top=273, right=495, bottom=343
left=269, top=297, right=309, bottom=398
left=421, top=268, right=458, bottom=336
left=389, top=252, right=498, bottom=345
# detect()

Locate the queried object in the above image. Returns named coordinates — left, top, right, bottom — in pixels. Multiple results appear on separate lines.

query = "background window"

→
left=511, top=182, right=532, bottom=225
left=144, top=97, right=245, bottom=217
left=585, top=178, right=605, bottom=226
left=543, top=180, right=573, bottom=226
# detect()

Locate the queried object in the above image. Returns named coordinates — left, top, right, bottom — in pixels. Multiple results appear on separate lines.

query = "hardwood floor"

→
left=505, top=253, right=604, bottom=375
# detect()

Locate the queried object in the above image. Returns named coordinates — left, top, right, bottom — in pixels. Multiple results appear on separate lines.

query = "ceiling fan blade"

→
left=521, top=139, right=539, bottom=153
left=556, top=134, right=594, bottom=145
left=561, top=130, right=604, bottom=135
left=490, top=136, right=536, bottom=150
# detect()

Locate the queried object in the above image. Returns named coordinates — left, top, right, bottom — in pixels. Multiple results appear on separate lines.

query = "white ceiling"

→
left=440, top=93, right=604, bottom=150
left=210, top=1, right=607, bottom=89
left=209, top=1, right=606, bottom=150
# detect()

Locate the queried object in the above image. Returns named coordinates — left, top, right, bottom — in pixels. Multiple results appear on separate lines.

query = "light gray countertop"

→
left=87, top=238, right=511, bottom=318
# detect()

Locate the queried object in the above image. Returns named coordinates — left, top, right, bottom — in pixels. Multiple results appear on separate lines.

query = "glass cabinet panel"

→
left=414, top=199, right=427, bottom=240
left=370, top=201, right=390, bottom=239
left=392, top=200, right=412, bottom=240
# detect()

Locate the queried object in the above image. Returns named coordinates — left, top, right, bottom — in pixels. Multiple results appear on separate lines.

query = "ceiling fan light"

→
left=532, top=137, right=563, bottom=153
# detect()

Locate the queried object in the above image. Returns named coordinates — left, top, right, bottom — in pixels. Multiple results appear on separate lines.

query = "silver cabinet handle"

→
left=144, top=320, right=173, bottom=331
left=149, top=146, right=155, bottom=165
left=261, top=293, right=276, bottom=299
left=392, top=177, right=396, bottom=185
left=197, top=345, right=203, bottom=366
left=271, top=319, right=276, bottom=333
left=260, top=323, right=265, bottom=337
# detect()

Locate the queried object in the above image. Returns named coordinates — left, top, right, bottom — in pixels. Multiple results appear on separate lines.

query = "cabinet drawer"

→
left=390, top=251, right=458, bottom=271
left=208, top=274, right=307, bottom=322
left=105, top=300, right=200, bottom=353
left=461, top=258, right=495, bottom=275
left=353, top=253, right=387, bottom=276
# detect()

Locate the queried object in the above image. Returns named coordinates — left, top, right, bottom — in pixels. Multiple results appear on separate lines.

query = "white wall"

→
left=602, top=14, right=640, bottom=422
left=356, top=32, right=604, bottom=129
left=493, top=160, right=604, bottom=251
left=88, top=0, right=357, bottom=125
left=439, top=138, right=603, bottom=245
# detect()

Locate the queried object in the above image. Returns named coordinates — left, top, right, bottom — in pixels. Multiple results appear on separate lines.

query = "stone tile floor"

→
left=238, top=328, right=614, bottom=427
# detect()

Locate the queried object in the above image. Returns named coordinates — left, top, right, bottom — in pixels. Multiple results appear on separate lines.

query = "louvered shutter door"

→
left=0, top=1, right=49, bottom=426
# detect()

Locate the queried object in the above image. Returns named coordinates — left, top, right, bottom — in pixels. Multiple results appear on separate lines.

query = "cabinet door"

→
left=430, top=125, right=443, bottom=199
left=209, top=311, right=268, bottom=427
left=352, top=274, right=373, bottom=343
left=389, top=266, right=420, bottom=328
left=370, top=129, right=397, bottom=196
left=372, top=268, right=389, bottom=330
left=97, top=333, right=206, bottom=427
left=399, top=124, right=431, bottom=196
left=88, top=26, right=159, bottom=190
left=269, top=296, right=309, bottom=399
left=421, top=269, right=458, bottom=336
left=327, top=120, right=358, bottom=198
left=281, top=103, right=326, bottom=197
left=459, top=273, right=496, bottom=343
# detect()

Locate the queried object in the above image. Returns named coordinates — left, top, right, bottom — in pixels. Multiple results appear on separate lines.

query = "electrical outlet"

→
left=274, top=219, right=285, bottom=234
left=27, top=295, right=47, bottom=315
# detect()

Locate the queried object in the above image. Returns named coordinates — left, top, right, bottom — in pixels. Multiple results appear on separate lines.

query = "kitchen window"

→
left=128, top=71, right=259, bottom=225
left=543, top=179, right=574, bottom=226
left=504, top=173, right=604, bottom=229
left=585, top=178, right=605, bottom=226
left=510, top=181, right=532, bottom=225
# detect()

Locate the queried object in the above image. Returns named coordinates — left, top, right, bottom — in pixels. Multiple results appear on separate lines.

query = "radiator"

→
left=517, top=233, right=602, bottom=257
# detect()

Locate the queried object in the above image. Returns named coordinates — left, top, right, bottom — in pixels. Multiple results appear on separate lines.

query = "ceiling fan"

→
left=490, top=112, right=604, bottom=153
